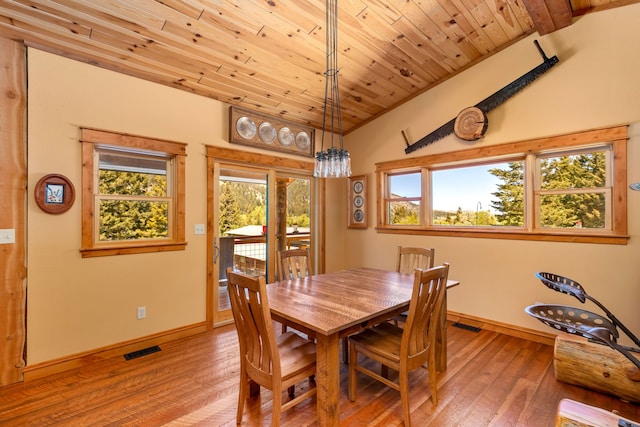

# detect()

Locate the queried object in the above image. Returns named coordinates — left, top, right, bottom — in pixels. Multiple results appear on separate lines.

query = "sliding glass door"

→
left=209, top=154, right=314, bottom=327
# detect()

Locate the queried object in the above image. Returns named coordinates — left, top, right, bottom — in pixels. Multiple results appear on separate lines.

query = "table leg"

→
left=315, top=333, right=340, bottom=426
left=435, top=291, right=448, bottom=372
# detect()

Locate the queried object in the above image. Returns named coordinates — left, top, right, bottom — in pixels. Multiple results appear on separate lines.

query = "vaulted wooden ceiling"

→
left=0, top=0, right=633, bottom=133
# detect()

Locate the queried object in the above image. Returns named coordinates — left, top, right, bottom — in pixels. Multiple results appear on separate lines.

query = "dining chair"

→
left=226, top=267, right=317, bottom=426
left=276, top=248, right=313, bottom=335
left=393, top=246, right=435, bottom=325
left=396, top=246, right=435, bottom=274
left=276, top=248, right=312, bottom=281
left=348, top=263, right=450, bottom=427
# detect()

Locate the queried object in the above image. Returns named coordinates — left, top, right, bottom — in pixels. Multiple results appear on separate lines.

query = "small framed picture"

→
left=35, top=174, right=75, bottom=214
left=347, top=175, right=367, bottom=229
left=46, top=184, right=65, bottom=204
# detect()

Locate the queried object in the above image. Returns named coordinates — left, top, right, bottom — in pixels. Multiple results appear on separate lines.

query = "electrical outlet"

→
left=137, top=306, right=146, bottom=319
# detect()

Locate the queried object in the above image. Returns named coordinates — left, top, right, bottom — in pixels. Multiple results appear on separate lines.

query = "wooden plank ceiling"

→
left=0, top=0, right=633, bottom=133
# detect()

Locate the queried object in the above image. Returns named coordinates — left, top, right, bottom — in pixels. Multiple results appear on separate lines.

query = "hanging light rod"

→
left=314, top=0, right=351, bottom=178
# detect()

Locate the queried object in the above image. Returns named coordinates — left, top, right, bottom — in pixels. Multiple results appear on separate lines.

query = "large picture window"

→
left=376, top=126, right=628, bottom=244
left=80, top=128, right=187, bottom=257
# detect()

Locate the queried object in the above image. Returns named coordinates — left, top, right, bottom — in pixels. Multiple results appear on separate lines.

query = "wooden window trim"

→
left=375, top=126, right=630, bottom=245
left=80, top=128, right=187, bottom=258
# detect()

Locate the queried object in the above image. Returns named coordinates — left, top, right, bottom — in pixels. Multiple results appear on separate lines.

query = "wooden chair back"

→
left=402, top=263, right=449, bottom=368
left=226, top=268, right=281, bottom=386
left=396, top=246, right=435, bottom=274
left=276, top=248, right=312, bottom=281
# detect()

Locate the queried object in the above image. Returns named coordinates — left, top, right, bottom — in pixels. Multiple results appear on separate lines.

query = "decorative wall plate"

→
left=229, top=106, right=315, bottom=157
left=295, top=131, right=311, bottom=150
left=34, top=173, right=75, bottom=214
left=258, top=122, right=276, bottom=143
left=278, top=127, right=294, bottom=146
left=236, top=116, right=256, bottom=140
left=348, top=175, right=367, bottom=229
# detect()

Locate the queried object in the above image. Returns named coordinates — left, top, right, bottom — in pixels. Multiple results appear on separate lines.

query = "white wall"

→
left=343, top=4, right=640, bottom=341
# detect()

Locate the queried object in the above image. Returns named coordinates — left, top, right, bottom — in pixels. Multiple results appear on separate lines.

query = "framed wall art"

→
left=34, top=173, right=75, bottom=214
left=229, top=106, right=315, bottom=157
left=347, top=175, right=367, bottom=229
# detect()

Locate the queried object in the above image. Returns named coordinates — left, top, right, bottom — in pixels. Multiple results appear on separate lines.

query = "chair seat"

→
left=278, top=332, right=316, bottom=385
left=349, top=322, right=403, bottom=368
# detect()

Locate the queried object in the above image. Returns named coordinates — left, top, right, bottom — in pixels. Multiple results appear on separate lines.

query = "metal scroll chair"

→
left=393, top=246, right=435, bottom=325
left=525, top=304, right=640, bottom=375
left=226, top=268, right=317, bottom=426
left=535, top=272, right=640, bottom=348
left=348, top=263, right=450, bottom=427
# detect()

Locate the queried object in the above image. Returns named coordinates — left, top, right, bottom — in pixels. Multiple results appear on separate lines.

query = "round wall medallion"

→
left=353, top=181, right=364, bottom=194
left=258, top=122, right=276, bottom=143
left=353, top=209, right=364, bottom=222
left=295, top=131, right=310, bottom=150
left=278, top=127, right=294, bottom=146
left=34, top=174, right=75, bottom=214
left=236, top=116, right=257, bottom=140
left=354, top=195, right=364, bottom=208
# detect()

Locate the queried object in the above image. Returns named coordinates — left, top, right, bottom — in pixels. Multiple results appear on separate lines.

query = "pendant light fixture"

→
left=314, top=0, right=351, bottom=178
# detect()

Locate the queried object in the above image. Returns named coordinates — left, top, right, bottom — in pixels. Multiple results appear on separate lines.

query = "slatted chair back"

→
left=226, top=267, right=317, bottom=426
left=402, top=264, right=449, bottom=367
left=226, top=268, right=280, bottom=388
left=276, top=248, right=312, bottom=281
left=396, top=246, right=435, bottom=274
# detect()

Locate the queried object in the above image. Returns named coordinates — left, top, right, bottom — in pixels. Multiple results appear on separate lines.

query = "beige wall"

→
left=344, top=4, right=640, bottom=341
left=26, top=46, right=340, bottom=365
left=24, top=3, right=640, bottom=365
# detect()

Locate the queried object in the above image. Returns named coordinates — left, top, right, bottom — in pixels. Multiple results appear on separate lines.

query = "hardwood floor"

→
left=1, top=322, right=639, bottom=426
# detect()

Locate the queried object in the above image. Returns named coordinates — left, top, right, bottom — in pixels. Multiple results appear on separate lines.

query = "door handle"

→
left=213, top=238, right=220, bottom=264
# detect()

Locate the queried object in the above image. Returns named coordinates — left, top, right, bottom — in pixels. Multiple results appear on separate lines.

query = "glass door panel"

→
left=213, top=166, right=268, bottom=325
left=275, top=174, right=313, bottom=275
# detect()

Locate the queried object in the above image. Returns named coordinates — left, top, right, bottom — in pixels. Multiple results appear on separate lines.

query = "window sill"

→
left=375, top=227, right=629, bottom=245
left=80, top=241, right=187, bottom=258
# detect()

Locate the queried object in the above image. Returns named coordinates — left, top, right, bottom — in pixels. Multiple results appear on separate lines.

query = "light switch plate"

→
left=0, top=229, right=16, bottom=244
left=194, top=224, right=205, bottom=235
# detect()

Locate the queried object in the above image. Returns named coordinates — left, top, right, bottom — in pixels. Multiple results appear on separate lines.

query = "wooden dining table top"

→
left=267, top=267, right=459, bottom=336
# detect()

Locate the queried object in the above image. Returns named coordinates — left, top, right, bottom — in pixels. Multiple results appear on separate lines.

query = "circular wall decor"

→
left=454, top=106, right=488, bottom=141
left=278, top=127, right=294, bottom=146
left=34, top=174, right=75, bottom=214
left=258, top=122, right=276, bottom=143
left=236, top=116, right=257, bottom=140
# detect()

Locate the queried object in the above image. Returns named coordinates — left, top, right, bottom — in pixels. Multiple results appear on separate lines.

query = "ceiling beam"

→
left=522, top=0, right=574, bottom=35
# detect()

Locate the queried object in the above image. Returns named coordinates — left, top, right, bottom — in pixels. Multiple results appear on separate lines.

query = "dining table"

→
left=267, top=267, right=460, bottom=427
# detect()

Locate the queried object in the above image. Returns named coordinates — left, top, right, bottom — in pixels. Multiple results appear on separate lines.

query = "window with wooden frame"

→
left=80, top=128, right=187, bottom=257
left=375, top=126, right=629, bottom=244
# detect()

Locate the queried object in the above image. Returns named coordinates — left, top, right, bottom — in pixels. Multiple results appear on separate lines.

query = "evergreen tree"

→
left=98, top=170, right=168, bottom=240
left=489, top=162, right=524, bottom=226
left=219, top=181, right=241, bottom=234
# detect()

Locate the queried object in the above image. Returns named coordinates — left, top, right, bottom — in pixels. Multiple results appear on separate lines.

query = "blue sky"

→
left=391, top=164, right=505, bottom=212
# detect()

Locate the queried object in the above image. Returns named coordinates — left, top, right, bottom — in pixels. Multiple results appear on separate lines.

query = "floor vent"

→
left=452, top=322, right=481, bottom=333
left=124, top=345, right=161, bottom=361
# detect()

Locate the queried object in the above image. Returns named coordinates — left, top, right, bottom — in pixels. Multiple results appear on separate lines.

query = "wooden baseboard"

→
left=23, top=322, right=208, bottom=381
left=447, top=310, right=557, bottom=346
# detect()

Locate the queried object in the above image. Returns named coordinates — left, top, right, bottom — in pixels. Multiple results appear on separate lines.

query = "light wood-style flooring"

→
left=1, top=322, right=639, bottom=426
